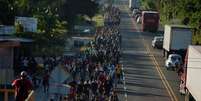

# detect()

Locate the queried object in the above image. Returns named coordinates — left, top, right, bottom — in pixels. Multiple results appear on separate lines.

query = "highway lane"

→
left=139, top=21, right=185, bottom=101
left=115, top=0, right=185, bottom=101
left=117, top=6, right=171, bottom=101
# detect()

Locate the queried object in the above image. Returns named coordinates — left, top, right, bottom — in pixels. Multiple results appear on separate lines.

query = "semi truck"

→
left=185, top=45, right=201, bottom=101
left=163, top=25, right=192, bottom=59
left=129, top=0, right=140, bottom=10
left=141, top=11, right=159, bottom=32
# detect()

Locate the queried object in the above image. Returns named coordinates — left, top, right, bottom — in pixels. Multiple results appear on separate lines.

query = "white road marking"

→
left=122, top=64, right=127, bottom=101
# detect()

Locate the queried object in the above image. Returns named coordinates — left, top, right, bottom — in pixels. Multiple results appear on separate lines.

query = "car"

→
left=132, top=9, right=141, bottom=19
left=136, top=16, right=141, bottom=24
left=132, top=9, right=140, bottom=17
left=152, top=36, right=163, bottom=49
left=165, top=54, right=182, bottom=70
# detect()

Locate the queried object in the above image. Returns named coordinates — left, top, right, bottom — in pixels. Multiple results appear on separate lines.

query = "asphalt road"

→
left=115, top=0, right=185, bottom=101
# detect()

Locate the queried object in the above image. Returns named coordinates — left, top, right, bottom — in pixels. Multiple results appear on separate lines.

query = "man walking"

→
left=12, top=71, right=33, bottom=101
left=42, top=71, right=50, bottom=93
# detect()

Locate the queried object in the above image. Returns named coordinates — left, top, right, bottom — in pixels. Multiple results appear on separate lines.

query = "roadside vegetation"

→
left=140, top=0, right=201, bottom=44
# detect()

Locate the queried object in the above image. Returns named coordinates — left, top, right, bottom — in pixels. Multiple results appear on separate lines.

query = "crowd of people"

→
left=61, top=6, right=122, bottom=101
left=104, top=6, right=121, bottom=26
left=15, top=56, right=58, bottom=75
left=12, top=6, right=121, bottom=101
left=14, top=56, right=60, bottom=90
left=12, top=56, right=61, bottom=101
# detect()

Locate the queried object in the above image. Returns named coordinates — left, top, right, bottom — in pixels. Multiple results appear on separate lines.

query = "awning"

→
left=0, top=36, right=33, bottom=43
left=0, top=41, right=20, bottom=47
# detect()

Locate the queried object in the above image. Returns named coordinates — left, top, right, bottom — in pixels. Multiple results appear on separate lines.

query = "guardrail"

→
left=25, top=90, right=35, bottom=101
left=0, top=88, right=14, bottom=101
left=0, top=88, right=35, bottom=101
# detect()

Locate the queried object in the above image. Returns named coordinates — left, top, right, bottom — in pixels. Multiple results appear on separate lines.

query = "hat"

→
left=20, top=71, right=27, bottom=78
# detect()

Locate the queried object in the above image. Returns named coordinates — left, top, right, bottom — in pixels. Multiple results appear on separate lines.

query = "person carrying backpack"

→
left=12, top=71, right=33, bottom=101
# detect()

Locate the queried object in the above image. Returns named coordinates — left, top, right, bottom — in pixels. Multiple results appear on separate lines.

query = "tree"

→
left=1, top=0, right=99, bottom=55
left=140, top=0, right=157, bottom=10
left=58, top=0, right=99, bottom=28
left=0, top=0, right=15, bottom=25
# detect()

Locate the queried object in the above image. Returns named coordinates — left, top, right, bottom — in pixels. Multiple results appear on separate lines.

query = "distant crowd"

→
left=60, top=6, right=122, bottom=101
left=61, top=25, right=121, bottom=101
left=12, top=6, right=121, bottom=101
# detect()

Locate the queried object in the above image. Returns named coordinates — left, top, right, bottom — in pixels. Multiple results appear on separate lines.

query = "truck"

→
left=163, top=25, right=192, bottom=59
left=129, top=0, right=140, bottom=10
left=141, top=11, right=159, bottom=32
left=185, top=45, right=201, bottom=101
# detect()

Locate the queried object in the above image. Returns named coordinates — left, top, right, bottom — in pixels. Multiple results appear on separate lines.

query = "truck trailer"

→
left=141, top=11, right=159, bottom=32
left=185, top=45, right=201, bottom=101
left=163, top=25, right=192, bottom=59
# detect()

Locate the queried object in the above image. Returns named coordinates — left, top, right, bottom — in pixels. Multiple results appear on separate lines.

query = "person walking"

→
left=110, top=90, right=119, bottom=101
left=12, top=71, right=33, bottom=101
left=68, top=85, right=76, bottom=101
left=42, top=71, right=50, bottom=93
left=115, top=64, right=122, bottom=83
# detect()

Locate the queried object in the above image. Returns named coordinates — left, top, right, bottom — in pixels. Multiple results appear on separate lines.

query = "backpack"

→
left=17, top=79, right=28, bottom=99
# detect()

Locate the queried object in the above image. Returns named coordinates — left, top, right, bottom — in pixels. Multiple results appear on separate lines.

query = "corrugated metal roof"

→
left=0, top=36, right=33, bottom=43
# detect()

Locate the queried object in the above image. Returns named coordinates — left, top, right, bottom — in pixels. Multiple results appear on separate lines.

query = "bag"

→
left=17, top=80, right=28, bottom=99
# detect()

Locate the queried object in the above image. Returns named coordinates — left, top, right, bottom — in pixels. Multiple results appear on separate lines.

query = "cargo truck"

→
left=163, top=25, right=192, bottom=59
left=129, top=0, right=140, bottom=10
left=185, top=45, right=201, bottom=101
left=141, top=11, right=159, bottom=32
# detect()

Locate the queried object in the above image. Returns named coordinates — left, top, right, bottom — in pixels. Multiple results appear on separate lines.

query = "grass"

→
left=192, top=33, right=201, bottom=45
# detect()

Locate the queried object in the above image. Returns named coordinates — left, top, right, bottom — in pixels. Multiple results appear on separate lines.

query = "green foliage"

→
left=14, top=7, right=68, bottom=56
left=0, top=0, right=100, bottom=56
left=58, top=0, right=99, bottom=28
left=141, top=0, right=201, bottom=43
left=160, top=0, right=201, bottom=26
left=159, top=0, right=201, bottom=43
left=0, top=0, right=15, bottom=25
left=15, top=22, right=24, bottom=33
left=140, top=0, right=157, bottom=10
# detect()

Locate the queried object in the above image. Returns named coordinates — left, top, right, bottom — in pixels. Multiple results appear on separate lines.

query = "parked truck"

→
left=129, top=0, right=140, bottom=10
left=163, top=25, right=192, bottom=59
left=185, top=45, right=201, bottom=101
left=141, top=11, right=159, bottom=32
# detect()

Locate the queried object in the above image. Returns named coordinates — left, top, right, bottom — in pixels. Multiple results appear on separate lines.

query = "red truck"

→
left=141, top=11, right=159, bottom=32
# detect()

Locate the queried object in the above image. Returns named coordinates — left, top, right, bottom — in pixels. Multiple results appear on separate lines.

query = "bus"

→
left=141, top=11, right=159, bottom=32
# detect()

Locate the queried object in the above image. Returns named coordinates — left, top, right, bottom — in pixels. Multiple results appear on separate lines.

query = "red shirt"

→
left=43, top=74, right=50, bottom=81
left=99, top=74, right=106, bottom=84
left=12, top=78, right=33, bottom=101
left=69, top=86, right=76, bottom=98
